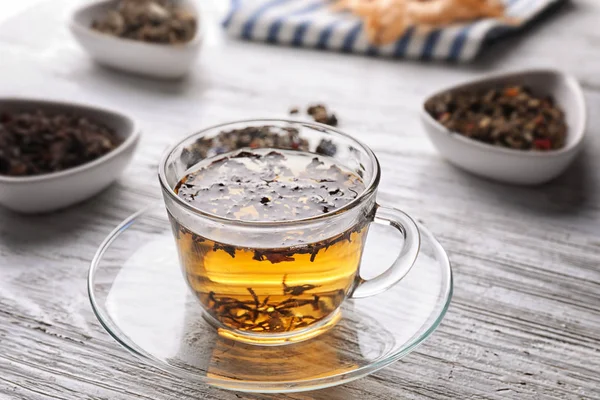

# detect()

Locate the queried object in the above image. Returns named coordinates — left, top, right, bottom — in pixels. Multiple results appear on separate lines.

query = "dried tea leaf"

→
left=92, top=0, right=197, bottom=44
left=425, top=85, right=567, bottom=151
left=0, top=110, right=120, bottom=177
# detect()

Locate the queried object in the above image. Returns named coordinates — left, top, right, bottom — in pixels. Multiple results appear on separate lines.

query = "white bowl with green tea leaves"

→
left=69, top=0, right=202, bottom=79
left=420, top=69, right=587, bottom=185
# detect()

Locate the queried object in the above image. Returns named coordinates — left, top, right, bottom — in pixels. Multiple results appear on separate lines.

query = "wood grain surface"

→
left=0, top=0, right=599, bottom=399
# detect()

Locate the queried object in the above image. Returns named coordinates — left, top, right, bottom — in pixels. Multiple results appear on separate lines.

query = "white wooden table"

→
left=1, top=1, right=599, bottom=399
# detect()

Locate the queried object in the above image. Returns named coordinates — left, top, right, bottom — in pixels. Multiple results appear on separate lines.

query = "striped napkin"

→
left=223, top=0, right=563, bottom=62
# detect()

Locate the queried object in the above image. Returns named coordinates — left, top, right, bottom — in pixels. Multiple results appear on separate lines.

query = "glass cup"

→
left=159, top=119, right=420, bottom=346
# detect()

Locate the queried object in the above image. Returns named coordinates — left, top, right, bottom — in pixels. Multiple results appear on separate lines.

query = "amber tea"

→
left=170, top=148, right=368, bottom=337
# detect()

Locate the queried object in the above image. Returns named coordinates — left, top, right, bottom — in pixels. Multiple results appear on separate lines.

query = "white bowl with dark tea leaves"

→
left=70, top=0, right=202, bottom=79
left=421, top=69, right=587, bottom=185
left=0, top=98, right=140, bottom=213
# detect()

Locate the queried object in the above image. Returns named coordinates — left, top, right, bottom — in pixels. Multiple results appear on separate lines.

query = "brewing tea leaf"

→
left=265, top=253, right=295, bottom=264
left=213, top=243, right=236, bottom=258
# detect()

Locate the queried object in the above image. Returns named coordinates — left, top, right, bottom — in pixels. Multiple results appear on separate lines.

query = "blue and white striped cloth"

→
left=223, top=0, right=563, bottom=62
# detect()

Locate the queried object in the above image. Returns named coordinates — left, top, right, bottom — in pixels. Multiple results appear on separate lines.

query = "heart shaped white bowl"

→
left=420, top=69, right=587, bottom=185
left=0, top=98, right=140, bottom=214
left=69, top=0, right=202, bottom=79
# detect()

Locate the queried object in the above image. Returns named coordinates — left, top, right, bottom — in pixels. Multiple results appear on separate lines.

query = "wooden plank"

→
left=0, top=0, right=599, bottom=399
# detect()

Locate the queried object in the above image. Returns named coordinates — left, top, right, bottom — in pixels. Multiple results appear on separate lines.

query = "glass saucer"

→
left=88, top=205, right=453, bottom=393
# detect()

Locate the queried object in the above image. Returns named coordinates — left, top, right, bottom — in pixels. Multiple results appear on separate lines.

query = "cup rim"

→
left=158, top=118, right=381, bottom=227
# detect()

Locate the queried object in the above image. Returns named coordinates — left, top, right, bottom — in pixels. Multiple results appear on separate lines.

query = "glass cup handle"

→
left=351, top=205, right=421, bottom=299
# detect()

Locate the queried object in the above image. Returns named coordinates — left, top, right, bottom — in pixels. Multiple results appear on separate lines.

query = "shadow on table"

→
left=446, top=145, right=595, bottom=217
left=68, top=58, right=209, bottom=99
left=0, top=184, right=147, bottom=247
left=242, top=385, right=371, bottom=400
left=99, top=63, right=202, bottom=94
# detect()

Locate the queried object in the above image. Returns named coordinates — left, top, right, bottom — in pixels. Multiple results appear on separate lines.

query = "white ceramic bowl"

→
left=421, top=69, right=587, bottom=185
left=69, top=0, right=202, bottom=79
left=0, top=98, right=140, bottom=213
